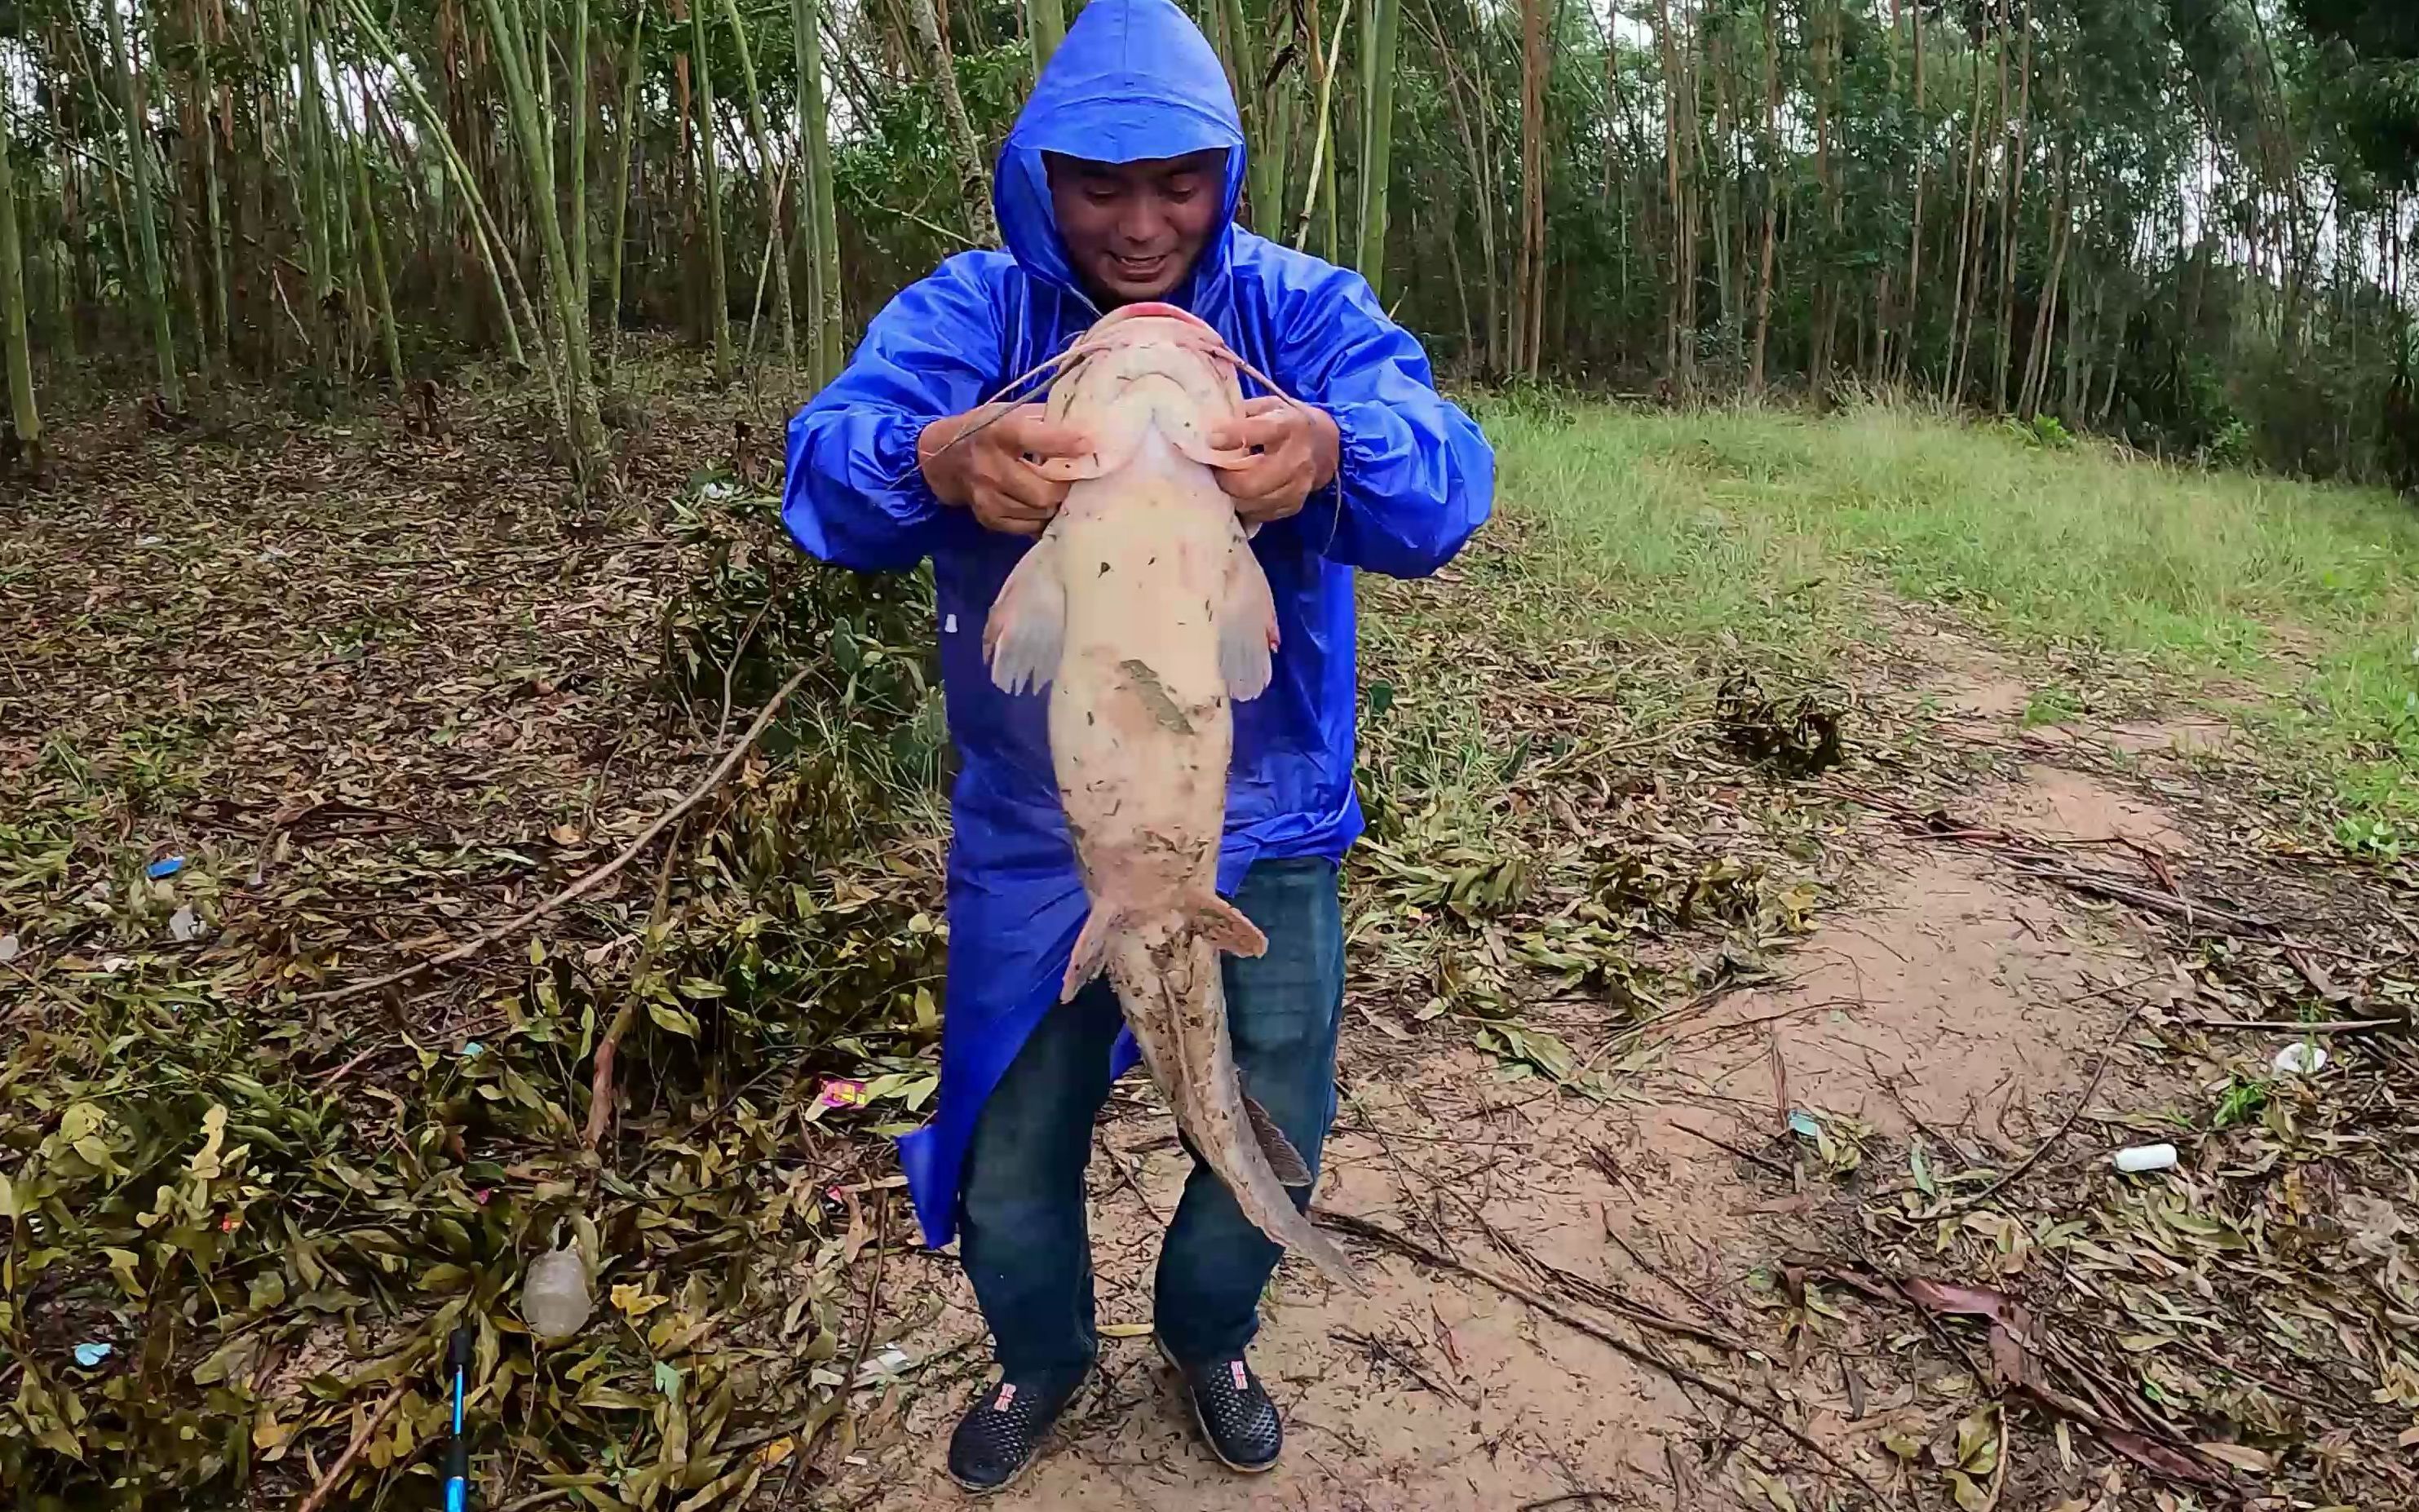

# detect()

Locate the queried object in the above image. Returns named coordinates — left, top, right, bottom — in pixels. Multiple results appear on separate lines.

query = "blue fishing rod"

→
left=441, top=1323, right=474, bottom=1512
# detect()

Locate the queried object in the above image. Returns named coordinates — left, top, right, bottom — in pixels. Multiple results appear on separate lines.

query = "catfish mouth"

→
left=1095, top=300, right=1218, bottom=334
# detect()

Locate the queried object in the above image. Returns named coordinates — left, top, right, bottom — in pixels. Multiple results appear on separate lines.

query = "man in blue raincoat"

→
left=784, top=0, right=1491, bottom=1490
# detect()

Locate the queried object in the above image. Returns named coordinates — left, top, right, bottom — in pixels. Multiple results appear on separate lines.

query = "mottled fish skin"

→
left=980, top=307, right=1364, bottom=1293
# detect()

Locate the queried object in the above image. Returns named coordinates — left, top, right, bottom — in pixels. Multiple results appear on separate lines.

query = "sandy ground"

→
left=813, top=739, right=2191, bottom=1511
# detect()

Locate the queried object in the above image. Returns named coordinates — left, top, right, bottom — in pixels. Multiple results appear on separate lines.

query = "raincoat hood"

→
left=993, top=0, right=1248, bottom=307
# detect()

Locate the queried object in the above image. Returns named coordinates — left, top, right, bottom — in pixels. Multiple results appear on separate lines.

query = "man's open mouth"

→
left=1111, top=255, right=1169, bottom=283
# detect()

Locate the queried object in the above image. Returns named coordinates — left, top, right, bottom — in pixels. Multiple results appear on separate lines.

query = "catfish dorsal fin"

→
left=1240, top=1090, right=1313, bottom=1187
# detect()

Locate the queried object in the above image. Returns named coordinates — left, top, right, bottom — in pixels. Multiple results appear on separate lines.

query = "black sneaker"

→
left=1162, top=1346, right=1282, bottom=1473
left=945, top=1368, right=1087, bottom=1495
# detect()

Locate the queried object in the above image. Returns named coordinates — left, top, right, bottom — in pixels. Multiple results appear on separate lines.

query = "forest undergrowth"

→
left=2, top=378, right=2416, bottom=1510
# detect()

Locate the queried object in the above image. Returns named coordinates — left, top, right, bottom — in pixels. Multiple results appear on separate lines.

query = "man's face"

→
left=1045, top=149, right=1227, bottom=306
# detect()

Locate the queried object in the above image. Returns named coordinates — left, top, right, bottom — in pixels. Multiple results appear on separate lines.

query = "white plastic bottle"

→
left=522, top=1245, right=593, bottom=1341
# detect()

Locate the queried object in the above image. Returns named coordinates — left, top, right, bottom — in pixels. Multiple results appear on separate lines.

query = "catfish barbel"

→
left=975, top=301, right=1364, bottom=1293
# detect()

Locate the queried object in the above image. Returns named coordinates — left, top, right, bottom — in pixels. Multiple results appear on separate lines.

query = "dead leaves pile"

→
left=0, top=382, right=952, bottom=1509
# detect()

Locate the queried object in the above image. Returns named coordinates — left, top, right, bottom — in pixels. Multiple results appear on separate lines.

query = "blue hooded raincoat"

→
left=783, top=0, right=1495, bottom=1249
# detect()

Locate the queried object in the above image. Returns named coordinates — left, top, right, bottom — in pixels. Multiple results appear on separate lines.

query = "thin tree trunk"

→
left=720, top=0, right=796, bottom=368
left=0, top=115, right=39, bottom=465
left=1028, top=0, right=1065, bottom=75
left=1992, top=0, right=2032, bottom=412
left=794, top=0, right=843, bottom=382
left=689, top=0, right=735, bottom=377
left=1749, top=0, right=1778, bottom=394
left=607, top=0, right=648, bottom=378
left=1810, top=0, right=1842, bottom=402
left=294, top=0, right=337, bottom=374
left=1355, top=0, right=1403, bottom=296
left=479, top=0, right=607, bottom=479
left=1942, top=24, right=1988, bottom=403
left=344, top=0, right=529, bottom=367
left=108, top=0, right=185, bottom=407
left=1295, top=0, right=1350, bottom=254
left=2022, top=153, right=2069, bottom=417
left=1898, top=0, right=1924, bottom=386
left=192, top=0, right=232, bottom=375
left=1656, top=0, right=1681, bottom=386
left=1517, top=0, right=1545, bottom=377
left=353, top=91, right=405, bottom=388
left=572, top=0, right=591, bottom=306
left=911, top=0, right=999, bottom=246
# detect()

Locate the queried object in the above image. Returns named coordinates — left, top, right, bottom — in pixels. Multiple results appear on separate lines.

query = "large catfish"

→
left=979, top=302, right=1364, bottom=1292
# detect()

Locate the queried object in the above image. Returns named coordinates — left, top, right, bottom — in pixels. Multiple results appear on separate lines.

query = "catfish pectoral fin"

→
left=1061, top=904, right=1121, bottom=1001
left=1192, top=893, right=1267, bottom=957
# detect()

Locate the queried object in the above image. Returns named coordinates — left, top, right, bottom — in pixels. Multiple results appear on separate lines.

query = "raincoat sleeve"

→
left=1275, top=263, right=1495, bottom=579
left=782, top=254, right=1006, bottom=572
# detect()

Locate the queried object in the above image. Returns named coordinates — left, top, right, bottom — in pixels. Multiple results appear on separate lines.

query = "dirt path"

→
left=824, top=748, right=2194, bottom=1510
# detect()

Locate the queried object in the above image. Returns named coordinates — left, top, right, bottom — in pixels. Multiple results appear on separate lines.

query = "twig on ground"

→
left=583, top=823, right=685, bottom=1152
left=2183, top=1016, right=2404, bottom=1035
left=1945, top=999, right=2150, bottom=1215
left=1315, top=1209, right=1892, bottom=1504
left=1670, top=1123, right=1794, bottom=1179
left=302, top=667, right=811, bottom=1006
left=842, top=1190, right=891, bottom=1428
left=292, top=1377, right=413, bottom=1512
left=1332, top=1328, right=1469, bottom=1404
left=1096, top=1128, right=1164, bottom=1222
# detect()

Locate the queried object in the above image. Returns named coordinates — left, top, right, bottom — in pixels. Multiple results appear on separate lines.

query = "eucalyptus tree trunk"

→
left=1655, top=0, right=1682, bottom=385
left=1897, top=0, right=1925, bottom=386
left=1515, top=0, right=1544, bottom=377
left=1354, top=0, right=1401, bottom=295
left=719, top=0, right=796, bottom=368
left=689, top=0, right=735, bottom=378
left=478, top=0, right=608, bottom=479
left=0, top=119, right=39, bottom=463
left=607, top=0, right=648, bottom=378
left=793, top=0, right=843, bottom=382
left=1748, top=0, right=1778, bottom=394
left=1992, top=0, right=2033, bottom=413
left=105, top=0, right=184, bottom=408
left=912, top=0, right=998, bottom=245
left=1028, top=0, right=1064, bottom=75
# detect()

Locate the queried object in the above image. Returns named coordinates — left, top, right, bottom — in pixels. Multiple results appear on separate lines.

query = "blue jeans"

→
left=956, top=856, right=1345, bottom=1382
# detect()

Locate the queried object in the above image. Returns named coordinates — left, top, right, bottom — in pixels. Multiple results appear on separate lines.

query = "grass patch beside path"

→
left=1475, top=397, right=2419, bottom=833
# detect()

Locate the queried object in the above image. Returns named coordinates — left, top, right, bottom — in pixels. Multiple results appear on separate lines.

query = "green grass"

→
left=1470, top=396, right=2419, bottom=832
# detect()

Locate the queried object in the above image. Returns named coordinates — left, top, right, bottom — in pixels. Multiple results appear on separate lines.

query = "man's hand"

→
left=1210, top=397, right=1341, bottom=527
left=918, top=403, right=1090, bottom=537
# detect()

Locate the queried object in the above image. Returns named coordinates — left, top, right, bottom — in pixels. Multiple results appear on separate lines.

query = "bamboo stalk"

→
left=719, top=0, right=796, bottom=369
left=352, top=95, right=405, bottom=388
left=607, top=0, right=648, bottom=381
left=794, top=0, right=843, bottom=383
left=1355, top=0, right=1401, bottom=294
left=107, top=0, right=185, bottom=408
left=0, top=108, right=40, bottom=464
left=689, top=0, right=734, bottom=380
